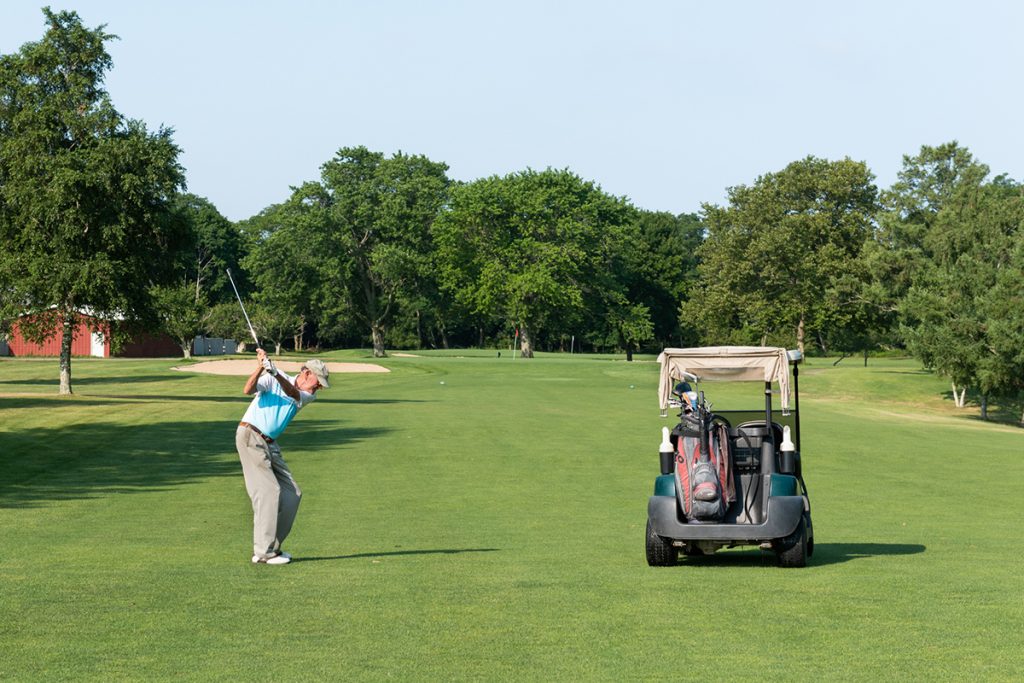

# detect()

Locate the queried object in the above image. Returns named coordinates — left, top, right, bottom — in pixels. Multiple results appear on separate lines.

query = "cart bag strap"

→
left=714, top=423, right=735, bottom=505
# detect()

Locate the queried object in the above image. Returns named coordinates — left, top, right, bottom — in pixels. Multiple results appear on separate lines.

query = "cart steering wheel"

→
left=709, top=413, right=732, bottom=430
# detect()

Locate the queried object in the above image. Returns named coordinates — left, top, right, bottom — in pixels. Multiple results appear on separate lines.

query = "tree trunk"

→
left=797, top=316, right=806, bottom=356
left=371, top=324, right=387, bottom=357
left=415, top=310, right=423, bottom=349
left=952, top=383, right=967, bottom=408
left=440, top=323, right=449, bottom=350
left=519, top=325, right=535, bottom=358
left=864, top=349, right=868, bottom=367
left=275, top=341, right=282, bottom=355
left=59, top=315, right=74, bottom=395
left=181, top=343, right=192, bottom=360
left=626, top=346, right=634, bottom=362
left=980, top=394, right=988, bottom=420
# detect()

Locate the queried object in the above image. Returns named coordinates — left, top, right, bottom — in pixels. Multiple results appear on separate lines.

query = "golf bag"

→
left=675, top=423, right=735, bottom=522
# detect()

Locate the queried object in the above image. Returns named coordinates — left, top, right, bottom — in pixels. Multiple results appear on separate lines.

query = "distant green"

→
left=1, top=354, right=1021, bottom=680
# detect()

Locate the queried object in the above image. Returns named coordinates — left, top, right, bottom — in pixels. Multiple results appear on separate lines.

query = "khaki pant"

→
left=235, top=426, right=302, bottom=559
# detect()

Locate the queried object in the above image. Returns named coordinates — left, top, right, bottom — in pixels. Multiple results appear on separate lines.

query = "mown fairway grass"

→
left=1, top=352, right=1022, bottom=680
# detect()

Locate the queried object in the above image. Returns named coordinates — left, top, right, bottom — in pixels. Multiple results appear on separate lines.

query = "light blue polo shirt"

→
left=241, top=372, right=316, bottom=440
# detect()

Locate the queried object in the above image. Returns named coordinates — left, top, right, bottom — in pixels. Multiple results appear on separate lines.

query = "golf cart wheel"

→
left=646, top=519, right=678, bottom=567
left=773, top=516, right=808, bottom=568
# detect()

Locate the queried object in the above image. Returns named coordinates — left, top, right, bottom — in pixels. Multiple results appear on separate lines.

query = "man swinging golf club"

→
left=236, top=348, right=329, bottom=564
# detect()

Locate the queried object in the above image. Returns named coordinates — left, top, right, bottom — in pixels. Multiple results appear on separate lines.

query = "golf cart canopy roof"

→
left=657, top=346, right=793, bottom=411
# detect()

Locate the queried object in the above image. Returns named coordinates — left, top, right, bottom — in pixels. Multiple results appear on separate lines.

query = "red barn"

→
left=4, top=311, right=184, bottom=358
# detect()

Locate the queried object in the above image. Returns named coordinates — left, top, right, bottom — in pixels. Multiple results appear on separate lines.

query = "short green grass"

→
left=1, top=352, right=1022, bottom=680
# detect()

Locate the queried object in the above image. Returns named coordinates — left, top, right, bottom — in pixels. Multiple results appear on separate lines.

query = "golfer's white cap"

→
left=305, top=359, right=330, bottom=389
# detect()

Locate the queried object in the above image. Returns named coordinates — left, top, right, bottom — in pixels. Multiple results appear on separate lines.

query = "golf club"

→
left=225, top=267, right=260, bottom=349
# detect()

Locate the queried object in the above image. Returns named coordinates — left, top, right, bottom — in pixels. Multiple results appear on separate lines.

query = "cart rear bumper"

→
left=648, top=494, right=803, bottom=542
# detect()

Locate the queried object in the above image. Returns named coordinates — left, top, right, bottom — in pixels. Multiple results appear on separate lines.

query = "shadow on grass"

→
left=0, top=395, right=247, bottom=408
left=810, top=542, right=926, bottom=565
left=676, top=542, right=926, bottom=568
left=0, top=397, right=150, bottom=409
left=281, top=422, right=390, bottom=452
left=314, top=398, right=429, bottom=405
left=0, top=375, right=190, bottom=387
left=939, top=390, right=1024, bottom=428
left=104, top=394, right=250, bottom=403
left=0, top=418, right=390, bottom=508
left=294, top=548, right=500, bottom=563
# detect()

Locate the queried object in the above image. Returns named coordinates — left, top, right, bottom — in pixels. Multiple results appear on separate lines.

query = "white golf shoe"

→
left=252, top=553, right=291, bottom=565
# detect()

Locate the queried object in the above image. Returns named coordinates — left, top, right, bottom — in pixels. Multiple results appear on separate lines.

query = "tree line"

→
left=1, top=9, right=1022, bottom=423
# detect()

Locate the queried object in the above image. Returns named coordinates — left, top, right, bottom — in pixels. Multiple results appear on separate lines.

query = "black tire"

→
left=773, top=516, right=808, bottom=568
left=646, top=519, right=678, bottom=566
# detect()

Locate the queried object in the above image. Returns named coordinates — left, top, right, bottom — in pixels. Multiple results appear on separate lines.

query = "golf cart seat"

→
left=732, top=421, right=784, bottom=471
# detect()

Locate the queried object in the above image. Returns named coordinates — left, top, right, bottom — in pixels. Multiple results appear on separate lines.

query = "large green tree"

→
left=390, top=244, right=460, bottom=350
left=171, top=194, right=245, bottom=305
left=0, top=9, right=186, bottom=392
left=878, top=142, right=1024, bottom=415
left=621, top=211, right=704, bottom=348
left=871, top=142, right=991, bottom=319
left=899, top=170, right=1024, bottom=418
left=149, top=282, right=207, bottom=359
left=984, top=233, right=1024, bottom=424
left=432, top=168, right=635, bottom=358
left=239, top=202, right=318, bottom=354
left=151, top=195, right=244, bottom=357
left=682, top=157, right=879, bottom=353
left=842, top=142, right=994, bottom=366
left=280, top=147, right=450, bottom=357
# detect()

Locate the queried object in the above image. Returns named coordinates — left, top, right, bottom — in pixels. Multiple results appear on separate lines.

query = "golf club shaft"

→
left=225, top=268, right=260, bottom=347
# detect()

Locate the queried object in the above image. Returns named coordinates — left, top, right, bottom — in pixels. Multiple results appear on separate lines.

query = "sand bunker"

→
left=175, top=359, right=389, bottom=375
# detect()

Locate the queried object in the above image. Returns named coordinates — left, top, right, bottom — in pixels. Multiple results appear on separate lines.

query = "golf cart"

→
left=645, top=346, right=813, bottom=567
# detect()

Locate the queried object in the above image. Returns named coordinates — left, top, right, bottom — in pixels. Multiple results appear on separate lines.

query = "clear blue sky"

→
left=4, top=1, right=1022, bottom=221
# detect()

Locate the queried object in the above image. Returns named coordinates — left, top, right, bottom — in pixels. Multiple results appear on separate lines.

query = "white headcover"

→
left=657, top=346, right=791, bottom=411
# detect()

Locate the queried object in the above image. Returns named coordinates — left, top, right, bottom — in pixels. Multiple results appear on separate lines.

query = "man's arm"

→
left=243, top=361, right=262, bottom=395
left=257, top=348, right=301, bottom=401
left=269, top=369, right=301, bottom=401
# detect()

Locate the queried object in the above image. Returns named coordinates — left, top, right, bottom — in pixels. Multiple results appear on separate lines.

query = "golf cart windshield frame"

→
left=657, top=346, right=793, bottom=411
left=658, top=345, right=801, bottom=450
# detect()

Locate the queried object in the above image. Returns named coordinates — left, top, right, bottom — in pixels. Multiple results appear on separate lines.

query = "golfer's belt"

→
left=239, top=421, right=274, bottom=443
